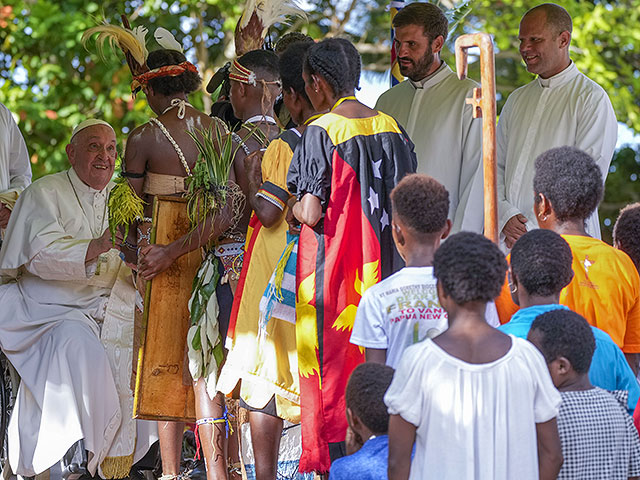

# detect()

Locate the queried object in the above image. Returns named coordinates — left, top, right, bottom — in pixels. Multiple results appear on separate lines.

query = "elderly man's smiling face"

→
left=66, top=125, right=117, bottom=190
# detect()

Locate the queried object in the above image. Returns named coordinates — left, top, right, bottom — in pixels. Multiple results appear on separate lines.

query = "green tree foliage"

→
left=1, top=0, right=639, bottom=232
left=0, top=0, right=244, bottom=177
left=601, top=144, right=640, bottom=243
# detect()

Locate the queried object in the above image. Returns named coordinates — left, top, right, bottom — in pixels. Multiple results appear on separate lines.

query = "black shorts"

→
left=239, top=395, right=278, bottom=418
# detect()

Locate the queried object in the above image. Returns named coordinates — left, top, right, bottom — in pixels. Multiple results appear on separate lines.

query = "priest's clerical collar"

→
left=409, top=61, right=447, bottom=89
left=537, top=61, right=578, bottom=89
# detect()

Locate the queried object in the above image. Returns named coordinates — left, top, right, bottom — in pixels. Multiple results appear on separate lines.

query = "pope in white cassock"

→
left=0, top=120, right=157, bottom=478
left=0, top=102, right=31, bottom=232
left=497, top=3, right=617, bottom=249
left=375, top=2, right=484, bottom=234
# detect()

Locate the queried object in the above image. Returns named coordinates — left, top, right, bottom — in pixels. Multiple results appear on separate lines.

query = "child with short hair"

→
left=328, top=362, right=395, bottom=480
left=528, top=309, right=640, bottom=479
left=499, top=229, right=639, bottom=413
left=350, top=174, right=498, bottom=367
left=385, top=232, right=563, bottom=480
left=614, top=202, right=640, bottom=272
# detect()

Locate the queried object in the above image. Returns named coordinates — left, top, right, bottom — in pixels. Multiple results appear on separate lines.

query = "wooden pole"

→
left=455, top=33, right=498, bottom=243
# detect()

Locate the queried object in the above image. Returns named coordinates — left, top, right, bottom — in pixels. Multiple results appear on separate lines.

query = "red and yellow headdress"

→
left=82, top=17, right=198, bottom=95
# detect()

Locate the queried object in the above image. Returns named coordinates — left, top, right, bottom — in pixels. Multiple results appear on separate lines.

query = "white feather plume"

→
left=131, top=25, right=149, bottom=51
left=239, top=0, right=307, bottom=34
left=154, top=27, right=183, bottom=53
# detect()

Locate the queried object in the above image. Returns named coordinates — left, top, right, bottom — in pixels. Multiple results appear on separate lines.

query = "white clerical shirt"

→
left=375, top=63, right=484, bottom=233
left=497, top=62, right=617, bottom=241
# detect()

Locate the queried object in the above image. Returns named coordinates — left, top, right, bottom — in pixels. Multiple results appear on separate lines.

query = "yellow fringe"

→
left=100, top=453, right=134, bottom=479
left=274, top=239, right=296, bottom=299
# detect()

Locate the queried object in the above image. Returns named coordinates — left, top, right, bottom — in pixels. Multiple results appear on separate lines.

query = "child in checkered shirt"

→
left=528, top=309, right=640, bottom=479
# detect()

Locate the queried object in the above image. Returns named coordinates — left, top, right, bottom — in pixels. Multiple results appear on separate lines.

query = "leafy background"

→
left=1, top=0, right=638, bottom=241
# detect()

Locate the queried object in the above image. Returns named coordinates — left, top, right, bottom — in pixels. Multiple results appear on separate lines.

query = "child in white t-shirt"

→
left=350, top=174, right=498, bottom=368
left=385, top=232, right=563, bottom=480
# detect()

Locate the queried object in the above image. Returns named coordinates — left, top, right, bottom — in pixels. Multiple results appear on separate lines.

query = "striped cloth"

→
left=259, top=233, right=298, bottom=335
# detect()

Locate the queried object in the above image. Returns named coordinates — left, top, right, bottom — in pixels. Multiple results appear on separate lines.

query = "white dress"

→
left=384, top=335, right=561, bottom=480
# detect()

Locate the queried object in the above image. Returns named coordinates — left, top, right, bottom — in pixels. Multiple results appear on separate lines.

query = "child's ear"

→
left=555, top=356, right=572, bottom=375
left=391, top=220, right=405, bottom=246
left=346, top=407, right=356, bottom=430
left=440, top=219, right=452, bottom=240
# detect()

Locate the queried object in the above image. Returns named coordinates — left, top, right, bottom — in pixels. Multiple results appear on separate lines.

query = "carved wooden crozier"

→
left=455, top=33, right=499, bottom=243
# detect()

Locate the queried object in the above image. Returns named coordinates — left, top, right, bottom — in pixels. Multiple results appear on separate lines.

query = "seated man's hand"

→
left=502, top=214, right=528, bottom=249
left=86, top=228, right=122, bottom=264
left=138, top=244, right=176, bottom=281
left=0, top=203, right=11, bottom=229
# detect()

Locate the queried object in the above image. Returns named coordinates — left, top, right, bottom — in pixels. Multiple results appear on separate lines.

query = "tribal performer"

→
left=82, top=24, right=240, bottom=480
left=217, top=40, right=319, bottom=480
left=138, top=46, right=282, bottom=480
left=286, top=38, right=417, bottom=473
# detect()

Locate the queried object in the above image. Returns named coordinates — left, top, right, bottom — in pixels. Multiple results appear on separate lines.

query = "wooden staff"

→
left=455, top=33, right=498, bottom=243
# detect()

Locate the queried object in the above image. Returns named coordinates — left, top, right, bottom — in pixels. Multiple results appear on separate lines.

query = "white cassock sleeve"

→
left=496, top=98, right=522, bottom=232
left=574, top=88, right=618, bottom=180
left=26, top=238, right=94, bottom=281
left=0, top=174, right=96, bottom=281
left=0, top=103, right=31, bottom=194
left=454, top=110, right=484, bottom=233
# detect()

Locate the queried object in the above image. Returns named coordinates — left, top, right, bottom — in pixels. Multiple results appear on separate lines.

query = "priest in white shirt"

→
left=497, top=3, right=617, bottom=249
left=0, top=120, right=157, bottom=479
left=375, top=2, right=484, bottom=234
left=0, top=102, right=31, bottom=233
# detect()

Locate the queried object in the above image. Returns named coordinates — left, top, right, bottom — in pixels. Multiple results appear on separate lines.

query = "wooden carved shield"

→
left=133, top=196, right=199, bottom=421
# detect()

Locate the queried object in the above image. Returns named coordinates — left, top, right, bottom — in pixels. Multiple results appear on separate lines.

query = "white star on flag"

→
left=380, top=209, right=389, bottom=230
left=368, top=187, right=379, bottom=214
left=372, top=159, right=383, bottom=179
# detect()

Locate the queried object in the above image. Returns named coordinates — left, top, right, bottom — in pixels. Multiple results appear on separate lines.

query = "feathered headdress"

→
left=234, top=0, right=306, bottom=56
left=82, top=16, right=195, bottom=95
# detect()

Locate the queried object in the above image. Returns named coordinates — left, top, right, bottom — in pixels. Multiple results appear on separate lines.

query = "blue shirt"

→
left=329, top=435, right=388, bottom=480
left=499, top=304, right=640, bottom=414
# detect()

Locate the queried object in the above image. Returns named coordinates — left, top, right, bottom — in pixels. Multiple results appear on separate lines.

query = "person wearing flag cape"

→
left=286, top=38, right=417, bottom=473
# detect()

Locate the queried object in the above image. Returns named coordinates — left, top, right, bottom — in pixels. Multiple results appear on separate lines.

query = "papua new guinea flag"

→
left=287, top=111, right=417, bottom=473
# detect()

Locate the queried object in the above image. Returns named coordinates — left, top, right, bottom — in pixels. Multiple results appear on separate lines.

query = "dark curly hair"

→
left=511, top=229, right=574, bottom=297
left=279, top=41, right=313, bottom=105
left=533, top=146, right=603, bottom=222
left=275, top=32, right=314, bottom=55
left=392, top=2, right=448, bottom=43
left=391, top=174, right=449, bottom=235
left=345, top=362, right=395, bottom=435
left=530, top=309, right=595, bottom=374
left=146, top=49, right=201, bottom=96
left=304, top=38, right=361, bottom=97
left=613, top=202, right=640, bottom=272
left=433, top=232, right=507, bottom=304
left=237, top=49, right=280, bottom=82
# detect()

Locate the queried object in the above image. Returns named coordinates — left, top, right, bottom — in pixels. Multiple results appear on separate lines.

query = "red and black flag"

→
left=288, top=111, right=417, bottom=473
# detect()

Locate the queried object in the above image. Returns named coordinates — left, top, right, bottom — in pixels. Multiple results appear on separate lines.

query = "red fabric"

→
left=226, top=214, right=262, bottom=340
left=297, top=151, right=376, bottom=472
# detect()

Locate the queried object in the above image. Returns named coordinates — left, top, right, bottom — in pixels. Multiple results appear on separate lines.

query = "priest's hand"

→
left=0, top=203, right=10, bottom=229
left=86, top=228, right=122, bottom=264
left=138, top=244, right=177, bottom=281
left=502, top=214, right=528, bottom=249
